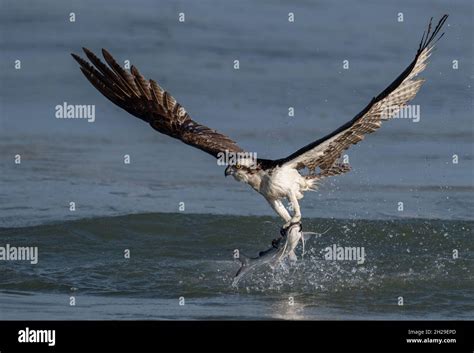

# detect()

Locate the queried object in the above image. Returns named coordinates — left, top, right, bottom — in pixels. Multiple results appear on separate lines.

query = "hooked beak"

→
left=225, top=166, right=232, bottom=177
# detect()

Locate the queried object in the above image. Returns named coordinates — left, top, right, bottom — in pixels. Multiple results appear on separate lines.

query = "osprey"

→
left=72, top=15, right=447, bottom=231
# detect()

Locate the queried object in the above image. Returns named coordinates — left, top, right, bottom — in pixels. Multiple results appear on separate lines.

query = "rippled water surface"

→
left=0, top=0, right=472, bottom=319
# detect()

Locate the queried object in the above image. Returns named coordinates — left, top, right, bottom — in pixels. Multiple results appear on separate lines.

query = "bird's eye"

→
left=236, top=164, right=241, bottom=169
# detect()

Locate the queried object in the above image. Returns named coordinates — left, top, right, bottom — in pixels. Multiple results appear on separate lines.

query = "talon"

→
left=280, top=221, right=302, bottom=236
left=288, top=221, right=302, bottom=229
left=271, top=238, right=279, bottom=248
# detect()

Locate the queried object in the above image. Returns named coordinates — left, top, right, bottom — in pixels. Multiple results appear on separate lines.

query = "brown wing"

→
left=71, top=48, right=244, bottom=158
left=266, top=15, right=448, bottom=174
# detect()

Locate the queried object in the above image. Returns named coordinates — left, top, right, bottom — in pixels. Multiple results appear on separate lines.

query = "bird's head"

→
left=225, top=162, right=256, bottom=183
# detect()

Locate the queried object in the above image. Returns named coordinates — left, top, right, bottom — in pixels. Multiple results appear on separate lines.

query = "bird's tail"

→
left=303, top=177, right=320, bottom=191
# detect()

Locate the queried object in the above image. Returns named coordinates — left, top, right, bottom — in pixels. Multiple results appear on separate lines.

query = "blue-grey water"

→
left=0, top=0, right=472, bottom=320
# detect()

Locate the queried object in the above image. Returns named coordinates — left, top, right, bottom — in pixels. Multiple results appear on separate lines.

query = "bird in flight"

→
left=72, top=15, right=447, bottom=233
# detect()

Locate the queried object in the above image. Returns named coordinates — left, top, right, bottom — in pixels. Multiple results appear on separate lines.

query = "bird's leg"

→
left=267, top=198, right=291, bottom=224
left=266, top=198, right=292, bottom=247
left=287, top=193, right=302, bottom=225
left=277, top=194, right=303, bottom=240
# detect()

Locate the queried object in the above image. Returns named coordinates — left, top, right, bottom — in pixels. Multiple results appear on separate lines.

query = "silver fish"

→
left=232, top=224, right=330, bottom=286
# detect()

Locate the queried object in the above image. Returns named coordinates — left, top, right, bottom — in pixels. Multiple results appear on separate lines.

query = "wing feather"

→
left=267, top=15, right=448, bottom=173
left=72, top=49, right=244, bottom=158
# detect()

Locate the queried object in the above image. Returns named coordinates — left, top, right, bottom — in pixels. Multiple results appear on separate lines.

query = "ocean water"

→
left=0, top=214, right=472, bottom=320
left=0, top=0, right=473, bottom=320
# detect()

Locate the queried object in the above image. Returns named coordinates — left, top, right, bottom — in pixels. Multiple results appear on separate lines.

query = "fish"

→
left=232, top=223, right=330, bottom=286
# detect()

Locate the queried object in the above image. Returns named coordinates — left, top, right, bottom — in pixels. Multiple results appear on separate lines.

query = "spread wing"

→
left=71, top=48, right=244, bottom=158
left=267, top=15, right=448, bottom=174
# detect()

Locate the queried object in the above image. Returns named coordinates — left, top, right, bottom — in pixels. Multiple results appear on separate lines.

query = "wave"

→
left=0, top=213, right=471, bottom=297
